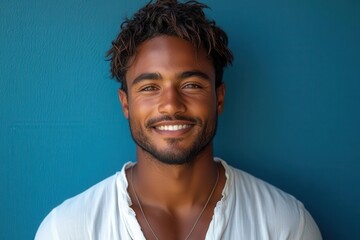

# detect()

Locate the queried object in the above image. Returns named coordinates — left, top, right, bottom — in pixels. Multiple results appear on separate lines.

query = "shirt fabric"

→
left=35, top=158, right=322, bottom=240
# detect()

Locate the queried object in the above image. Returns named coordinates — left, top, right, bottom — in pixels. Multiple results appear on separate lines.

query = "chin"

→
left=143, top=141, right=212, bottom=165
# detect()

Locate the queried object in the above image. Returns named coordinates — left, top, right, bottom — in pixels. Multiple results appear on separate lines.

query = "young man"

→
left=35, top=1, right=322, bottom=239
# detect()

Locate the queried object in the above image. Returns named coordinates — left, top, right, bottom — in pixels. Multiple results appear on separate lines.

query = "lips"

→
left=155, top=124, right=191, bottom=131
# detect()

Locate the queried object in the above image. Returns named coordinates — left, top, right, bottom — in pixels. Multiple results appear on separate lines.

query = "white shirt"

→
left=35, top=158, right=322, bottom=239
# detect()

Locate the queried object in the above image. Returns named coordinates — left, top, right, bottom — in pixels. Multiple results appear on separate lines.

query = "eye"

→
left=183, top=83, right=202, bottom=89
left=140, top=85, right=159, bottom=92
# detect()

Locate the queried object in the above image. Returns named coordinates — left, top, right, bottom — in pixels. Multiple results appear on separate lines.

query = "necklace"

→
left=130, top=165, right=219, bottom=240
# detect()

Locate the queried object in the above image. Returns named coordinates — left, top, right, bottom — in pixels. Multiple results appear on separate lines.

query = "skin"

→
left=119, top=36, right=227, bottom=240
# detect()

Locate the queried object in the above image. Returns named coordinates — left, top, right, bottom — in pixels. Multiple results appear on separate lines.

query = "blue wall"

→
left=1, top=0, right=359, bottom=239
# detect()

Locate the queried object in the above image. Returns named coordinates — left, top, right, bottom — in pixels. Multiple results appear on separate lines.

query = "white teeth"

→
left=156, top=125, right=189, bottom=131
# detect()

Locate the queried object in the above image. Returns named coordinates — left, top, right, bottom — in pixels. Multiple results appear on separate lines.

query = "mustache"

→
left=146, top=115, right=200, bottom=128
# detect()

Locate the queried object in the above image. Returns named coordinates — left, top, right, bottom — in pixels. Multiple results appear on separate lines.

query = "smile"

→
left=155, top=124, right=191, bottom=131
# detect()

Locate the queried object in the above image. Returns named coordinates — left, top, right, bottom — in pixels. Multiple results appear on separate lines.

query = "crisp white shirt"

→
left=35, top=158, right=322, bottom=240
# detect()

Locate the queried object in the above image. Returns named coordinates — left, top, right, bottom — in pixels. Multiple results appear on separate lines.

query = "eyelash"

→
left=183, top=83, right=202, bottom=89
left=140, top=85, right=158, bottom=92
left=139, top=82, right=203, bottom=92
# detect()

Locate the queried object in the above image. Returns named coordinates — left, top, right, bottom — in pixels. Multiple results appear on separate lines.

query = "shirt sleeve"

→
left=35, top=209, right=60, bottom=240
left=34, top=202, right=89, bottom=240
left=299, top=208, right=322, bottom=240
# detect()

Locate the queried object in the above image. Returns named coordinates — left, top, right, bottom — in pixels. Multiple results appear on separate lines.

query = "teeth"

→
left=156, top=125, right=190, bottom=131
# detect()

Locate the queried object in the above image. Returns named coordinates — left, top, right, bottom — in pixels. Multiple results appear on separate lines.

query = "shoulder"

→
left=217, top=158, right=322, bottom=239
left=224, top=161, right=303, bottom=221
left=35, top=166, right=130, bottom=240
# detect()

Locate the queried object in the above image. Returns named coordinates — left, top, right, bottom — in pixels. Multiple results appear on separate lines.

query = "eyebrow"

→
left=131, top=70, right=211, bottom=86
left=178, top=70, right=211, bottom=82
left=131, top=72, right=162, bottom=86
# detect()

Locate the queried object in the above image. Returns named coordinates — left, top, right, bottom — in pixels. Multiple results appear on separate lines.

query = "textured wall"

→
left=1, top=0, right=359, bottom=239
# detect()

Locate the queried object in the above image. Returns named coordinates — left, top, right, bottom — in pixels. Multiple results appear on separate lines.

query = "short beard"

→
left=128, top=115, right=218, bottom=165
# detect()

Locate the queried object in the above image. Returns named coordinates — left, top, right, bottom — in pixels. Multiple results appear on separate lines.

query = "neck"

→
left=131, top=144, right=218, bottom=210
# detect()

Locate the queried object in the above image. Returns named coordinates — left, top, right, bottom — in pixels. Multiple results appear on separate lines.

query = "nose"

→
left=158, top=86, right=186, bottom=115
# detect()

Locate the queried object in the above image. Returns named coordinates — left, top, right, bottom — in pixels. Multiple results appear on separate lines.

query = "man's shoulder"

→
left=58, top=171, right=121, bottom=211
left=218, top=158, right=322, bottom=239
left=227, top=161, right=303, bottom=212
left=35, top=164, right=131, bottom=240
left=46, top=162, right=132, bottom=215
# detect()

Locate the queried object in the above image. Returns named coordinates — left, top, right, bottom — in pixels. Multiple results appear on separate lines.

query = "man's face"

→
left=119, top=36, right=225, bottom=164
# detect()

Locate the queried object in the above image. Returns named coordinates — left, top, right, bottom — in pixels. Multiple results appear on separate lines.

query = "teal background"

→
left=1, top=0, right=359, bottom=239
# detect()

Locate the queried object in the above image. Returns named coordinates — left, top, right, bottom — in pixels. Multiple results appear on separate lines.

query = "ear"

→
left=216, top=83, right=225, bottom=115
left=118, top=89, right=129, bottom=119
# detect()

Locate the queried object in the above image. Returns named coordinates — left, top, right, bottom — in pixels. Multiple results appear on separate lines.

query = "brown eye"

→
left=183, top=83, right=201, bottom=89
left=141, top=85, right=158, bottom=91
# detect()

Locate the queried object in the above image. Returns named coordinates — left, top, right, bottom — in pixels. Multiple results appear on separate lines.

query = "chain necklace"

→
left=130, top=165, right=219, bottom=240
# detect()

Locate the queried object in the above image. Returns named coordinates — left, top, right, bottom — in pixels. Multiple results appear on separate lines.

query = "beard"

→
left=128, top=114, right=218, bottom=165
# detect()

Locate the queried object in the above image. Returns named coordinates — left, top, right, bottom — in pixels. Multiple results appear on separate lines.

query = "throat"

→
left=128, top=164, right=220, bottom=240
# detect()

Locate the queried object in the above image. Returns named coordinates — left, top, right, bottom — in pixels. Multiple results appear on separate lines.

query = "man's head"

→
left=109, top=0, right=233, bottom=165
left=107, top=0, right=233, bottom=93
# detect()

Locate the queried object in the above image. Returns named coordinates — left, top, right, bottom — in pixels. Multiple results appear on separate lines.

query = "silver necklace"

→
left=130, top=165, right=219, bottom=240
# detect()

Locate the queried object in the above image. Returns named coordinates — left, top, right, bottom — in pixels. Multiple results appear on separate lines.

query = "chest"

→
left=132, top=201, right=217, bottom=240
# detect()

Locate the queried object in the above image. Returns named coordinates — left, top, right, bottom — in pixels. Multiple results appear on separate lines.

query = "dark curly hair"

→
left=107, top=0, right=233, bottom=92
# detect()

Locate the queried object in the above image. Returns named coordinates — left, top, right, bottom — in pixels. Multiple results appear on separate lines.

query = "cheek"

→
left=186, top=93, right=217, bottom=114
left=128, top=97, right=155, bottom=119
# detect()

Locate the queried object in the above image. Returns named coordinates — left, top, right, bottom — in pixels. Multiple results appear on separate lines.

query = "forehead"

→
left=125, top=36, right=215, bottom=83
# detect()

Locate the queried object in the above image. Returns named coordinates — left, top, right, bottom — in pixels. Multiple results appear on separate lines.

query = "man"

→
left=35, top=0, right=322, bottom=239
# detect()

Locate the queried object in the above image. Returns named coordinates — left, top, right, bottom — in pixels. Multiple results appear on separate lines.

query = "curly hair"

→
left=107, top=0, right=233, bottom=92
